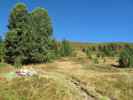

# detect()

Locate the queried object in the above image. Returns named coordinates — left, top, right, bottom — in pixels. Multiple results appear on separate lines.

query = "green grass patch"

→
left=0, top=63, right=9, bottom=68
left=1, top=72, right=17, bottom=79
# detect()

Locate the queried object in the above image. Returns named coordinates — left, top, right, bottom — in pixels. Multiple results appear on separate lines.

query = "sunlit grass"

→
left=0, top=72, right=84, bottom=100
left=0, top=56, right=133, bottom=100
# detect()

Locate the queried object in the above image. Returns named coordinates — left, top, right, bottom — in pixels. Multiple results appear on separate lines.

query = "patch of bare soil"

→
left=54, top=60, right=83, bottom=70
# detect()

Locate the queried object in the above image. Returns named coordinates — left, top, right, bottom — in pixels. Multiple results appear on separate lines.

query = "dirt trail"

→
left=53, top=70, right=104, bottom=100
left=70, top=76, right=98, bottom=100
left=54, top=60, right=83, bottom=70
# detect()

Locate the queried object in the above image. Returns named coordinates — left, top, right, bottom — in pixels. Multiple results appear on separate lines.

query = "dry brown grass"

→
left=0, top=56, right=133, bottom=100
left=0, top=72, right=85, bottom=100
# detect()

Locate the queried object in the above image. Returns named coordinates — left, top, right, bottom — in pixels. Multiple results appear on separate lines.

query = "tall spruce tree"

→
left=27, top=8, right=53, bottom=63
left=5, top=3, right=28, bottom=64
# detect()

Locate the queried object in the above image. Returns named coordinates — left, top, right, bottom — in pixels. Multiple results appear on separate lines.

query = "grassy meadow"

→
left=0, top=42, right=133, bottom=100
left=0, top=2, right=132, bottom=100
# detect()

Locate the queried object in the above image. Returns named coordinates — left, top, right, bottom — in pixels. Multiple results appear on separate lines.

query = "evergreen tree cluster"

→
left=49, top=39, right=73, bottom=58
left=4, top=3, right=53, bottom=64
left=83, top=43, right=133, bottom=57
left=3, top=3, right=73, bottom=66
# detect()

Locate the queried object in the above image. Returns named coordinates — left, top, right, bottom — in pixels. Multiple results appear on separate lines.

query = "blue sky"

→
left=0, top=0, right=132, bottom=42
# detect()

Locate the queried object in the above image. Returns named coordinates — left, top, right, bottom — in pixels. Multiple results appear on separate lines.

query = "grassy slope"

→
left=55, top=57, right=133, bottom=100
left=0, top=46, right=133, bottom=100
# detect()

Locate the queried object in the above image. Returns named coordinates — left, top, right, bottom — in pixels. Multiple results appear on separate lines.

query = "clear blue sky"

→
left=0, top=0, right=132, bottom=42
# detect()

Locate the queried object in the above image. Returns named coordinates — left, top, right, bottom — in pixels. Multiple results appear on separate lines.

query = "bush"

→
left=119, top=48, right=133, bottom=68
left=60, top=40, right=73, bottom=57
left=101, top=47, right=114, bottom=57
left=93, top=58, right=99, bottom=64
left=49, top=39, right=61, bottom=58
left=43, top=51, right=57, bottom=62
left=84, top=48, right=92, bottom=59
left=96, top=52, right=101, bottom=58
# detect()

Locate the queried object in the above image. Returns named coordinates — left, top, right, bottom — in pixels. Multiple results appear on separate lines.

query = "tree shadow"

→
left=111, top=64, right=120, bottom=68
left=111, top=64, right=128, bottom=69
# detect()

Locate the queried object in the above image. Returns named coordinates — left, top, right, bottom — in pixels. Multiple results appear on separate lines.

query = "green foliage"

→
left=31, top=7, right=53, bottom=36
left=49, top=39, right=60, bottom=58
left=100, top=96, right=110, bottom=100
left=4, top=30, right=18, bottom=63
left=84, top=48, right=92, bottom=59
left=100, top=46, right=114, bottom=57
left=0, top=63, right=8, bottom=68
left=5, top=3, right=28, bottom=64
left=4, top=3, right=53, bottom=64
left=2, top=72, right=17, bottom=79
left=8, top=3, right=28, bottom=30
left=96, top=53, right=101, bottom=58
left=93, top=58, right=99, bottom=64
left=14, top=56, right=22, bottom=68
left=43, top=51, right=56, bottom=62
left=0, top=37, right=4, bottom=62
left=119, top=48, right=133, bottom=68
left=60, top=40, right=73, bottom=57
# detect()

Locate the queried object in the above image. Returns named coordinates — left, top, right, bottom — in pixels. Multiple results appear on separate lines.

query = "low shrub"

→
left=59, top=40, right=73, bottom=57
left=93, top=58, right=99, bottom=64
left=118, top=48, right=133, bottom=68
left=83, top=48, right=92, bottom=59
left=101, top=47, right=115, bottom=57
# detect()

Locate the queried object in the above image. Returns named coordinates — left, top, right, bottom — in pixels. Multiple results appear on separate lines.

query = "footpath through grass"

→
left=0, top=57, right=133, bottom=100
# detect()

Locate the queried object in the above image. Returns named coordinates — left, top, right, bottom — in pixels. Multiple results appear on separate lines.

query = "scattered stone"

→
left=16, top=69, right=37, bottom=77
